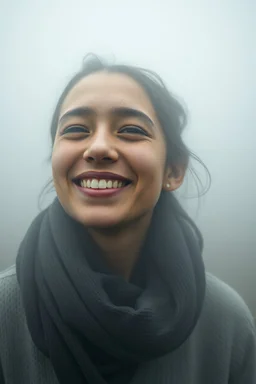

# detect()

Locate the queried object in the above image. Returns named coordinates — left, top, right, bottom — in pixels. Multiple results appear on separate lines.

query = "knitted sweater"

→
left=0, top=265, right=255, bottom=384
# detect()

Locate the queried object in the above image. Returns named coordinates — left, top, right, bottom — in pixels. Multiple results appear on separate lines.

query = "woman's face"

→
left=52, top=71, right=179, bottom=228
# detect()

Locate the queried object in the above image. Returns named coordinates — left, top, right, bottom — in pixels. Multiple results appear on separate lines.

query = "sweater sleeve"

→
left=232, top=320, right=256, bottom=383
left=229, top=295, right=256, bottom=383
left=0, top=359, right=5, bottom=384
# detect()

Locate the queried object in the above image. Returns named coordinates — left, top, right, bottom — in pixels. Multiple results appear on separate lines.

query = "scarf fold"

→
left=16, top=193, right=205, bottom=384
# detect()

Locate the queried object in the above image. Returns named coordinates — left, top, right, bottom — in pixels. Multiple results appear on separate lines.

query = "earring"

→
left=166, top=183, right=171, bottom=188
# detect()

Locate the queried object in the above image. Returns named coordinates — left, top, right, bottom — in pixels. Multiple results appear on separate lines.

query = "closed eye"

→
left=119, top=125, right=150, bottom=136
left=61, top=125, right=89, bottom=135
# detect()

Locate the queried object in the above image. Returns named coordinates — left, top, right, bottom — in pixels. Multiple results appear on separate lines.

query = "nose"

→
left=82, top=130, right=118, bottom=164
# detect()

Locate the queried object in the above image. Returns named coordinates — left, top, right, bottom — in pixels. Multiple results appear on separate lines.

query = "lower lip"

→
left=74, top=184, right=130, bottom=197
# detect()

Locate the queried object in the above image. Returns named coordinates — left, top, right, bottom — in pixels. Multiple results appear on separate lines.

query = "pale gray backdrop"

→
left=0, top=0, right=255, bottom=317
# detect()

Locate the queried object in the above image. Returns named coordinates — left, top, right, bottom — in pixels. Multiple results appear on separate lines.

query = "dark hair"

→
left=40, top=54, right=211, bottom=247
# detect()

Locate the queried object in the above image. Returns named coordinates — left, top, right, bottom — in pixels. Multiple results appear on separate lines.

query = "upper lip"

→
left=72, top=171, right=132, bottom=182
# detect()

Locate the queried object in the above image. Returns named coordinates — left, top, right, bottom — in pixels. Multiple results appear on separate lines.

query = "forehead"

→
left=60, top=72, right=157, bottom=117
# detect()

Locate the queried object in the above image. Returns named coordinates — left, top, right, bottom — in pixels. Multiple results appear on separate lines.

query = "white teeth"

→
left=98, top=180, right=107, bottom=189
left=79, top=179, right=126, bottom=189
left=91, top=179, right=99, bottom=189
left=107, top=180, right=113, bottom=189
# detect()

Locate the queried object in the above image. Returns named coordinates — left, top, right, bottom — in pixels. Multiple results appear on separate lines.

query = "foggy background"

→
left=0, top=0, right=255, bottom=317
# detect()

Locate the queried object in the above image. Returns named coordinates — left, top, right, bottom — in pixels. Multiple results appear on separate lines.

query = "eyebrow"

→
left=58, top=106, right=155, bottom=128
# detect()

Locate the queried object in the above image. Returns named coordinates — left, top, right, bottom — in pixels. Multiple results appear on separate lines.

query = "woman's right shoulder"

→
left=0, top=265, right=16, bottom=278
left=0, top=265, right=17, bottom=286
left=0, top=266, right=58, bottom=383
left=0, top=265, right=20, bottom=308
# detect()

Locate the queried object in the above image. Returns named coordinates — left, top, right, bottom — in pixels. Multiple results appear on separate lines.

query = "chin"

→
left=81, top=218, right=122, bottom=229
left=74, top=209, right=128, bottom=230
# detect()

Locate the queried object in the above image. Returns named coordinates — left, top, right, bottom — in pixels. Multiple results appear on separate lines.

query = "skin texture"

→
left=51, top=72, right=185, bottom=278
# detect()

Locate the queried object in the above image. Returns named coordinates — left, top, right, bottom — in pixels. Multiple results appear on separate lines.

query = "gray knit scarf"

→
left=16, top=193, right=205, bottom=384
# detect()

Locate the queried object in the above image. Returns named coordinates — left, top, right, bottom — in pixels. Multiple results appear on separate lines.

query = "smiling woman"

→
left=52, top=70, right=173, bottom=232
left=0, top=54, right=255, bottom=384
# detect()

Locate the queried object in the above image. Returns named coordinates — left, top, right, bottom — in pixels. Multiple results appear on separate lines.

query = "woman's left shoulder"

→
left=204, top=272, right=255, bottom=330
left=201, top=273, right=256, bottom=382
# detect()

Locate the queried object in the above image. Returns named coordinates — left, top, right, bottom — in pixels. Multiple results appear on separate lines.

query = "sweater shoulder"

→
left=0, top=265, right=18, bottom=295
left=204, top=274, right=256, bottom=381
left=0, top=265, right=17, bottom=279
left=0, top=265, right=20, bottom=316
left=205, top=272, right=255, bottom=328
left=0, top=265, right=18, bottom=289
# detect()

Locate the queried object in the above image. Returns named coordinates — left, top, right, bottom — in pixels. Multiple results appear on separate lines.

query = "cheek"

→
left=128, top=143, right=166, bottom=186
left=51, top=142, right=77, bottom=180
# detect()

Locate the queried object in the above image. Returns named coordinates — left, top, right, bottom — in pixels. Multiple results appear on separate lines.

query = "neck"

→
left=89, top=213, right=152, bottom=280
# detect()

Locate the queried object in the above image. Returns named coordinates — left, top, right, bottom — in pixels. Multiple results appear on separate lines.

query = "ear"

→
left=162, top=164, right=186, bottom=192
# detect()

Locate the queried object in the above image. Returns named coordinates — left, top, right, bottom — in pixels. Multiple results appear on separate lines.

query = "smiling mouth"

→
left=73, top=178, right=131, bottom=190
